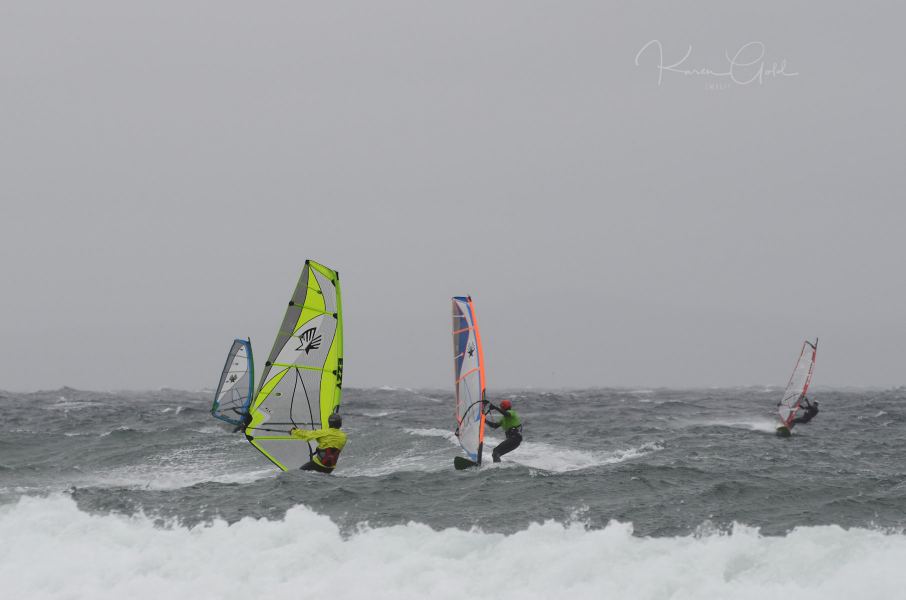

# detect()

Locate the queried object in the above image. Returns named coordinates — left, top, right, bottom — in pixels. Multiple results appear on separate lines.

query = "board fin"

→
left=454, top=456, right=479, bottom=470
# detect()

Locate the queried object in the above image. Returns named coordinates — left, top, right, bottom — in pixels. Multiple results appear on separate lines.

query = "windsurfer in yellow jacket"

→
left=290, top=412, right=347, bottom=473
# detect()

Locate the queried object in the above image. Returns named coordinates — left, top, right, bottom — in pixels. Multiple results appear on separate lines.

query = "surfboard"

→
left=454, top=456, right=480, bottom=470
left=452, top=296, right=487, bottom=469
left=211, top=338, right=254, bottom=428
left=776, top=338, right=818, bottom=434
left=244, top=260, right=344, bottom=471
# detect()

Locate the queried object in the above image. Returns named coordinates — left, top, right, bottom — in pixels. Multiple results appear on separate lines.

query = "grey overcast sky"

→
left=1, top=2, right=904, bottom=392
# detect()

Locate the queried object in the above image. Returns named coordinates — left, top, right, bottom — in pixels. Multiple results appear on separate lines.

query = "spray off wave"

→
left=4, top=495, right=906, bottom=600
left=406, top=428, right=661, bottom=473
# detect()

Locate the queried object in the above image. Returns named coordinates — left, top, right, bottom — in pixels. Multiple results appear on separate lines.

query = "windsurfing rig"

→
left=777, top=338, right=818, bottom=430
left=243, top=260, right=344, bottom=471
left=211, top=338, right=255, bottom=427
left=452, top=296, right=487, bottom=468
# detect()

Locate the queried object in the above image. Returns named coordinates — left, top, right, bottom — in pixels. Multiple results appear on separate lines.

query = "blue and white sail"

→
left=211, top=338, right=255, bottom=427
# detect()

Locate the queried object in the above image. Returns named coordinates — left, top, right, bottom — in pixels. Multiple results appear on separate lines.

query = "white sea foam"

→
left=90, top=463, right=276, bottom=490
left=189, top=425, right=231, bottom=435
left=405, top=428, right=660, bottom=473
left=87, top=446, right=276, bottom=490
left=337, top=428, right=457, bottom=477
left=689, top=418, right=779, bottom=434
left=3, top=495, right=906, bottom=600
left=42, top=401, right=104, bottom=410
left=340, top=450, right=451, bottom=478
left=486, top=438, right=663, bottom=473
left=360, top=410, right=400, bottom=418
left=405, top=427, right=458, bottom=441
left=98, top=426, right=135, bottom=438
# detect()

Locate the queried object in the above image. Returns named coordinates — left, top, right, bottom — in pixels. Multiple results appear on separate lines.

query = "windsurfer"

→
left=291, top=413, right=347, bottom=473
left=231, top=412, right=252, bottom=434
left=484, top=399, right=522, bottom=462
left=791, top=398, right=819, bottom=425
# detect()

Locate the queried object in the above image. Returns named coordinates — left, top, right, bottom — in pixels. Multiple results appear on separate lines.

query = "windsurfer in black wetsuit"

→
left=232, top=412, right=252, bottom=434
left=791, top=398, right=819, bottom=425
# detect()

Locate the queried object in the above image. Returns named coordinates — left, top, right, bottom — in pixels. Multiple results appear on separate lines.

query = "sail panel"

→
left=246, top=261, right=343, bottom=471
left=211, top=339, right=254, bottom=427
left=777, top=339, right=818, bottom=427
left=452, top=296, right=486, bottom=464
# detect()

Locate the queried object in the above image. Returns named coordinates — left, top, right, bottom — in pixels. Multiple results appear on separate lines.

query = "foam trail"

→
left=407, top=428, right=660, bottom=473
left=405, top=427, right=458, bottom=441
left=484, top=438, right=663, bottom=472
left=687, top=418, right=779, bottom=433
left=337, top=428, right=457, bottom=477
left=87, top=446, right=277, bottom=490
left=91, top=465, right=276, bottom=490
left=3, top=495, right=906, bottom=600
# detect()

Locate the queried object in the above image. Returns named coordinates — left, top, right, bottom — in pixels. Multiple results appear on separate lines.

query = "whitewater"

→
left=2, top=386, right=906, bottom=599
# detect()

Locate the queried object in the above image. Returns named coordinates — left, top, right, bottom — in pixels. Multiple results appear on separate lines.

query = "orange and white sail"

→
left=452, top=296, right=486, bottom=464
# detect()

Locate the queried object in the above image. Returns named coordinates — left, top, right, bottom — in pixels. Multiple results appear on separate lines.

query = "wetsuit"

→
left=485, top=405, right=523, bottom=463
left=290, top=426, right=347, bottom=473
left=232, top=412, right=252, bottom=434
left=791, top=399, right=819, bottom=425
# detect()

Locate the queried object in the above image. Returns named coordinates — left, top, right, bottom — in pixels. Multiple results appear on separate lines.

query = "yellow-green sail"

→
left=244, top=260, right=343, bottom=471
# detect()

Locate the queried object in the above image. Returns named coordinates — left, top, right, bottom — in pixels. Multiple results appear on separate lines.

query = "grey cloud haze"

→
left=1, top=2, right=904, bottom=391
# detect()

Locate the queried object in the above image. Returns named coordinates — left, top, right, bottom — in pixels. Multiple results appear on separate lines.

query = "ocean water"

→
left=2, top=386, right=906, bottom=599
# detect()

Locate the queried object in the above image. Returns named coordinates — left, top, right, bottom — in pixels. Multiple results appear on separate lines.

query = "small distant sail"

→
left=452, top=296, right=486, bottom=467
left=777, top=339, right=818, bottom=428
left=245, top=261, right=343, bottom=471
left=211, top=339, right=254, bottom=427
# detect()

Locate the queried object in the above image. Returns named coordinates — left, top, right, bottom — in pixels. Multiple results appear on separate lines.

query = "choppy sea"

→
left=3, top=386, right=906, bottom=599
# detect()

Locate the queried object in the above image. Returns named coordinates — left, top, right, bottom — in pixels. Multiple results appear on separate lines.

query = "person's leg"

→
left=301, top=460, right=334, bottom=474
left=492, top=434, right=522, bottom=462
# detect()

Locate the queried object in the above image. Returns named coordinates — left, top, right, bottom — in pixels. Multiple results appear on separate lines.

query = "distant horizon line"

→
left=2, top=383, right=902, bottom=395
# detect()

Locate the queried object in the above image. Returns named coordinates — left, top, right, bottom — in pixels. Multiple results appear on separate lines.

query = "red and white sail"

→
left=777, top=339, right=818, bottom=427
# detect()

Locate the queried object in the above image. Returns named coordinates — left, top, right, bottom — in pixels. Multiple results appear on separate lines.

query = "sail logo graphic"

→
left=467, top=342, right=475, bottom=358
left=228, top=374, right=238, bottom=383
left=296, top=327, right=322, bottom=354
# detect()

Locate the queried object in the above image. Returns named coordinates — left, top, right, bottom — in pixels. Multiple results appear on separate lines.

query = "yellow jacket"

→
left=290, top=427, right=347, bottom=468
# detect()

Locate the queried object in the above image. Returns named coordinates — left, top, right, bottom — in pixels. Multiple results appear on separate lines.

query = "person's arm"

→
left=290, top=428, right=324, bottom=441
left=486, top=403, right=506, bottom=415
left=482, top=399, right=501, bottom=427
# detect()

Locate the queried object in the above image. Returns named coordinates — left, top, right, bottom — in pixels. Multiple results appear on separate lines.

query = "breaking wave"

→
left=3, top=495, right=906, bottom=600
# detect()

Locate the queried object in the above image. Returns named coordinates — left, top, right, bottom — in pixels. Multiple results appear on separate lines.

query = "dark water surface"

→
left=3, top=386, right=905, bottom=536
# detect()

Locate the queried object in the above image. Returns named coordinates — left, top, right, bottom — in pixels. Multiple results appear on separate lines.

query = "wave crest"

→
left=3, top=495, right=906, bottom=600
